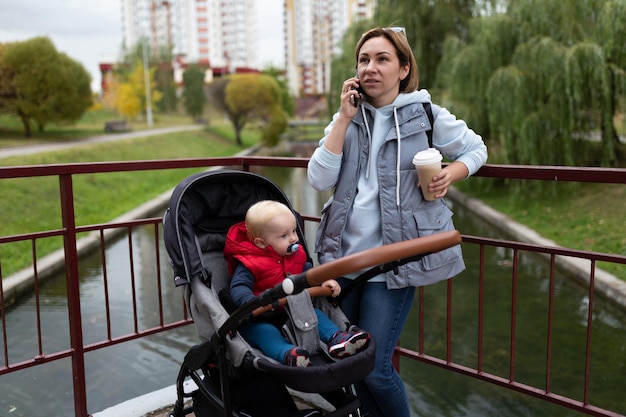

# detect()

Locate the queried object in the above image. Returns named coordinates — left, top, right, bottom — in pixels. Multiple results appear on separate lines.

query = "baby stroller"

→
left=163, top=169, right=461, bottom=417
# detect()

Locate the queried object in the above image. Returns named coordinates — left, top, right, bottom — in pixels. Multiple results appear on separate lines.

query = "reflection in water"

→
left=1, top=225, right=198, bottom=417
left=2, top=167, right=625, bottom=417
left=265, top=168, right=626, bottom=417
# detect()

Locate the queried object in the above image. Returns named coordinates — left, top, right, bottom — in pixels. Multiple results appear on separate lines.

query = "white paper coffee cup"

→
left=413, top=148, right=443, bottom=201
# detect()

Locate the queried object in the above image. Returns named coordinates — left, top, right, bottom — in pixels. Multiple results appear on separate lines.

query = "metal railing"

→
left=1, top=156, right=625, bottom=417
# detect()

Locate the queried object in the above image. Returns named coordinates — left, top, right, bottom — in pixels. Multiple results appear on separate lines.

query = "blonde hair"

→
left=355, top=27, right=419, bottom=92
left=245, top=200, right=294, bottom=239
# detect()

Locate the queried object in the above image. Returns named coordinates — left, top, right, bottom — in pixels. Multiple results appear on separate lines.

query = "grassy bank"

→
left=455, top=180, right=625, bottom=278
left=0, top=125, right=261, bottom=276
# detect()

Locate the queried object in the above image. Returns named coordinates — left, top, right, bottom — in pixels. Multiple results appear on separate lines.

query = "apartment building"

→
left=118, top=0, right=258, bottom=83
left=106, top=0, right=373, bottom=97
left=284, top=0, right=375, bottom=96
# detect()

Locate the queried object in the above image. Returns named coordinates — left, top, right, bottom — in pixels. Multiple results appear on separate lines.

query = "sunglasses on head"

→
left=385, top=26, right=406, bottom=35
left=362, top=26, right=406, bottom=37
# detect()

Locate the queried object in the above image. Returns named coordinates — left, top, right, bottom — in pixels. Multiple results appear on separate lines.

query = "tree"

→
left=114, top=60, right=162, bottom=120
left=182, top=64, right=206, bottom=120
left=155, top=66, right=177, bottom=113
left=329, top=0, right=484, bottom=115
left=263, top=65, right=295, bottom=117
left=329, top=20, right=376, bottom=115
left=33, top=52, right=92, bottom=131
left=101, top=72, right=120, bottom=111
left=0, top=43, right=15, bottom=114
left=0, top=37, right=92, bottom=137
left=116, top=81, right=142, bottom=119
left=375, top=0, right=486, bottom=89
left=439, top=0, right=626, bottom=167
left=209, top=73, right=287, bottom=146
left=120, top=40, right=177, bottom=113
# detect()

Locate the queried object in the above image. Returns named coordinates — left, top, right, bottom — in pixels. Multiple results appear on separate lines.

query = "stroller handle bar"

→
left=222, top=230, right=461, bottom=338
left=281, top=230, right=462, bottom=296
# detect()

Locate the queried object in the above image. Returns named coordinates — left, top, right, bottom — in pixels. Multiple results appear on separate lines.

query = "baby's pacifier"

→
left=287, top=242, right=299, bottom=254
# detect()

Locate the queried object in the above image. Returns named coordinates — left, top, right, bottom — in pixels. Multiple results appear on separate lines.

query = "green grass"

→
left=0, top=123, right=261, bottom=276
left=281, top=121, right=327, bottom=142
left=455, top=179, right=626, bottom=278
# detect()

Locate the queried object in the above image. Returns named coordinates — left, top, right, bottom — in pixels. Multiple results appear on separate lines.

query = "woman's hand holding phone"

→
left=340, top=77, right=362, bottom=116
left=350, top=83, right=362, bottom=107
left=350, top=75, right=363, bottom=107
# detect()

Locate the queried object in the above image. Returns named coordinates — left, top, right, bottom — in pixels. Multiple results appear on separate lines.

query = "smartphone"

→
left=351, top=74, right=363, bottom=107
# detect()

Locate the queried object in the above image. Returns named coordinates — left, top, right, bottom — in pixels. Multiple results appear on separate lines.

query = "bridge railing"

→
left=1, top=157, right=625, bottom=417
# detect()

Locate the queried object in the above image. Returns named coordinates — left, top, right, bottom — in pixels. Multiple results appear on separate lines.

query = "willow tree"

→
left=375, top=0, right=493, bottom=89
left=329, top=0, right=488, bottom=116
left=591, top=1, right=626, bottom=166
left=439, top=0, right=626, bottom=167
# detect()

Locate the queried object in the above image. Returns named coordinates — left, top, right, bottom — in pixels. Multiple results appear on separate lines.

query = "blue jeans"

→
left=240, top=308, right=339, bottom=363
left=338, top=279, right=416, bottom=417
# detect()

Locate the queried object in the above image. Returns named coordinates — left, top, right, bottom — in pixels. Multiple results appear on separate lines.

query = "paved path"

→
left=0, top=125, right=203, bottom=159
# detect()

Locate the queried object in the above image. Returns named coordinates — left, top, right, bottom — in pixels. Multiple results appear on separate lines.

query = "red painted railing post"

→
left=59, top=174, right=90, bottom=417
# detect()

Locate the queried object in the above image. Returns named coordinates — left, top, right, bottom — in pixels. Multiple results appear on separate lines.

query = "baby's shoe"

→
left=328, top=330, right=370, bottom=359
left=284, top=346, right=311, bottom=367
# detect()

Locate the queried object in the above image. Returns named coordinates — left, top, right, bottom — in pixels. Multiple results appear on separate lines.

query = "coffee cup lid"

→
left=413, top=148, right=442, bottom=165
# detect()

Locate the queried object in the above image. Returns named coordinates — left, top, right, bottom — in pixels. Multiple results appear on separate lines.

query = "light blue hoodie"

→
left=308, top=89, right=487, bottom=287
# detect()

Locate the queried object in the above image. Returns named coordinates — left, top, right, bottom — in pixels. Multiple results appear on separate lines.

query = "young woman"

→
left=307, top=27, right=487, bottom=416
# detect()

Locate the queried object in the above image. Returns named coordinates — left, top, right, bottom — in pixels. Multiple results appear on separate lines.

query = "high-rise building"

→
left=284, top=0, right=375, bottom=96
left=121, top=0, right=185, bottom=58
left=119, top=0, right=258, bottom=81
left=111, top=0, right=373, bottom=98
left=184, top=0, right=258, bottom=73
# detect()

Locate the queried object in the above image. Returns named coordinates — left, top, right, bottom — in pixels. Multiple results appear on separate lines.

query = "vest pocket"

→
left=412, top=204, right=462, bottom=271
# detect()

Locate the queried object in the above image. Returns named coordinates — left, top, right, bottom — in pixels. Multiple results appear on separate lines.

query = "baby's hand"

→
left=322, top=279, right=341, bottom=297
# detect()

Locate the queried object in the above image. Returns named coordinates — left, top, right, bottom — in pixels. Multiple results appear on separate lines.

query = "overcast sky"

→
left=0, top=0, right=284, bottom=92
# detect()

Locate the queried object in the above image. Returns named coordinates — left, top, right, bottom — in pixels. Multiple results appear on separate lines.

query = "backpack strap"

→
left=423, top=102, right=434, bottom=148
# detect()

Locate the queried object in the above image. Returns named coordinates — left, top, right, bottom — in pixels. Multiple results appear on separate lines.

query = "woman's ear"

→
left=400, top=64, right=410, bottom=81
left=253, top=237, right=267, bottom=249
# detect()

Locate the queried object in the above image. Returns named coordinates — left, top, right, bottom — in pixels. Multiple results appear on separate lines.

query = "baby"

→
left=224, top=200, right=370, bottom=367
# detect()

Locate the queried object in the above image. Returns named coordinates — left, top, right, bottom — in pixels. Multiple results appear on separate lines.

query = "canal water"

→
left=1, top=167, right=625, bottom=417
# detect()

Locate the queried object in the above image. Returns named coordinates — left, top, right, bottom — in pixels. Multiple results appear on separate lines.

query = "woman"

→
left=307, top=27, right=487, bottom=417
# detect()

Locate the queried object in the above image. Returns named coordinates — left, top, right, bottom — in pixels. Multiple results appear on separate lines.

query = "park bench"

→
left=104, top=120, right=131, bottom=133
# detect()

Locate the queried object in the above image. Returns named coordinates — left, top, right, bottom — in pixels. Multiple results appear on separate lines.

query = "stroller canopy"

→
left=163, top=169, right=304, bottom=287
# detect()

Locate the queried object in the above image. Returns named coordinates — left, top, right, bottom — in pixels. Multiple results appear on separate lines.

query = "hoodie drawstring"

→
left=361, top=104, right=373, bottom=181
left=361, top=104, right=402, bottom=206
left=393, top=107, right=402, bottom=209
